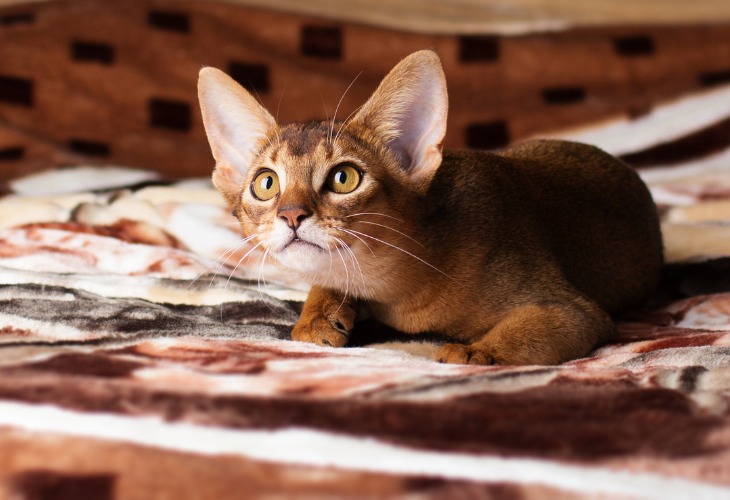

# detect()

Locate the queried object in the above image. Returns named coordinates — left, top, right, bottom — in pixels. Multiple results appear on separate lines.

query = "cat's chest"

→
left=363, top=279, right=479, bottom=335
left=365, top=299, right=439, bottom=334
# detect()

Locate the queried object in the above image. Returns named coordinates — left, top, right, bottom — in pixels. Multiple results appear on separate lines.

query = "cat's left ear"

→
left=198, top=67, right=277, bottom=205
left=350, top=50, right=448, bottom=185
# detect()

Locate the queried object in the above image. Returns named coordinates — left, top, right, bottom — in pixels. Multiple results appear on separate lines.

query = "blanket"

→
left=3, top=89, right=730, bottom=498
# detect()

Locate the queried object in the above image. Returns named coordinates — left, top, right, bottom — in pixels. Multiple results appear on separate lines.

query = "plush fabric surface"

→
left=2, top=91, right=730, bottom=498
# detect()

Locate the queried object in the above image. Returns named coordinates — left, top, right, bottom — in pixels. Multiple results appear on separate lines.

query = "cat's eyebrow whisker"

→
left=276, top=81, right=289, bottom=126
left=333, top=103, right=365, bottom=145
left=274, top=84, right=286, bottom=148
left=262, top=130, right=281, bottom=154
left=317, top=90, right=332, bottom=146
left=354, top=220, right=425, bottom=248
left=330, top=71, right=362, bottom=146
left=246, top=142, right=268, bottom=164
left=249, top=85, right=284, bottom=153
left=341, top=228, right=456, bottom=282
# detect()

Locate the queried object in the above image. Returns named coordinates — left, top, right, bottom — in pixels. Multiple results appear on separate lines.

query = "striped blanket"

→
left=2, top=87, right=730, bottom=499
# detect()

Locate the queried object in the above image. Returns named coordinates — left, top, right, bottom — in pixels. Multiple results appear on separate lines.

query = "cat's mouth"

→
left=273, top=233, right=333, bottom=274
left=282, top=236, right=325, bottom=252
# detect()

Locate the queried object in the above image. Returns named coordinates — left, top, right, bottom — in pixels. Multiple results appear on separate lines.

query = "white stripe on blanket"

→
left=0, top=401, right=728, bottom=499
left=544, top=83, right=730, bottom=156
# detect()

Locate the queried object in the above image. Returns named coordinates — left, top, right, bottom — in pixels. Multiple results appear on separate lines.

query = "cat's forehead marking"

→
left=279, top=122, right=333, bottom=158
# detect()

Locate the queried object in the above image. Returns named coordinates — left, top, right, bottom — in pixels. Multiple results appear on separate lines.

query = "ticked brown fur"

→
left=198, top=51, right=663, bottom=365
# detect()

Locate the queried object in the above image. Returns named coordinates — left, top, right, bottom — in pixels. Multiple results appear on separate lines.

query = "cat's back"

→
left=437, top=140, right=663, bottom=314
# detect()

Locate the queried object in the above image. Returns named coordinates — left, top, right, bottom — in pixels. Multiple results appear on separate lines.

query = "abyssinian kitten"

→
left=197, top=50, right=663, bottom=366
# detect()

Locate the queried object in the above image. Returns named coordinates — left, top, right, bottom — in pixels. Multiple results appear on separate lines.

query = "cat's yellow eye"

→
left=327, top=164, right=361, bottom=194
left=251, top=170, right=280, bottom=201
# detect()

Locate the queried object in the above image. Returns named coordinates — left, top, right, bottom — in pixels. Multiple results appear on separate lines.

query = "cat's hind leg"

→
left=291, top=286, right=356, bottom=347
left=436, top=296, right=614, bottom=365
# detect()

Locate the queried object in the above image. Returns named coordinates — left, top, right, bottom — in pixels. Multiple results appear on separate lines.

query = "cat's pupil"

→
left=335, top=171, right=347, bottom=184
left=262, top=176, right=273, bottom=190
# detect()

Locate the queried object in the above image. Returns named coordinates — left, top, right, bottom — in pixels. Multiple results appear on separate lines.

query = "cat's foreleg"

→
left=436, top=296, right=614, bottom=365
left=291, top=286, right=356, bottom=347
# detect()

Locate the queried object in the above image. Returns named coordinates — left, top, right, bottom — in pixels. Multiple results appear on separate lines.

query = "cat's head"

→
left=197, top=50, right=447, bottom=292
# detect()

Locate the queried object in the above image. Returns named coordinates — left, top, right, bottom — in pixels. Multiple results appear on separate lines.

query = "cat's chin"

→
left=273, top=240, right=331, bottom=274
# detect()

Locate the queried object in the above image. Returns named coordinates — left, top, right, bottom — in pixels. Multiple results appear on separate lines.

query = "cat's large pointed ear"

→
left=350, top=50, right=447, bottom=184
left=198, top=67, right=277, bottom=204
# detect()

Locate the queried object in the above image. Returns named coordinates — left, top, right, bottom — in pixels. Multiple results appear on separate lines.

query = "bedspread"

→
left=3, top=102, right=730, bottom=498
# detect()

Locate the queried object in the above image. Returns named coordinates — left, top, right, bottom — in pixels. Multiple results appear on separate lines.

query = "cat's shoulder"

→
left=497, top=139, right=619, bottom=164
left=443, top=139, right=630, bottom=177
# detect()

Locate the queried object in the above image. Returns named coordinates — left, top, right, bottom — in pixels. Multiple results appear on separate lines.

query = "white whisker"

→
left=355, top=220, right=425, bottom=248
left=275, top=81, right=288, bottom=126
left=187, top=234, right=258, bottom=289
left=333, top=235, right=365, bottom=290
left=259, top=247, right=271, bottom=289
left=339, top=228, right=455, bottom=281
left=218, top=236, right=263, bottom=323
left=274, top=83, right=289, bottom=148
left=344, top=212, right=403, bottom=223
left=333, top=103, right=365, bottom=145
left=213, top=235, right=259, bottom=273
left=332, top=226, right=373, bottom=255
left=257, top=246, right=275, bottom=311
left=213, top=238, right=257, bottom=322
left=225, top=239, right=266, bottom=289
left=330, top=71, right=362, bottom=146
left=318, top=90, right=331, bottom=144
left=333, top=245, right=350, bottom=313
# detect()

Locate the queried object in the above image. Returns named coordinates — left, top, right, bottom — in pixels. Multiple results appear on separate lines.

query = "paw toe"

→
left=291, top=318, right=348, bottom=348
left=314, top=327, right=348, bottom=348
left=437, top=343, right=495, bottom=365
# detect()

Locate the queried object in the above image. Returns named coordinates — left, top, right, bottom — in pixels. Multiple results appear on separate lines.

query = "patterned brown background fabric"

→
left=1, top=0, right=730, bottom=179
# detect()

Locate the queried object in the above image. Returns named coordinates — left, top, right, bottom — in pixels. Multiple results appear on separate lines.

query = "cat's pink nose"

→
left=278, top=205, right=311, bottom=230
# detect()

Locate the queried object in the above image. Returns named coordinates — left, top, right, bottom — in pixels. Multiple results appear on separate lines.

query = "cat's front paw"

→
left=292, top=286, right=356, bottom=348
left=291, top=316, right=349, bottom=347
left=437, top=343, right=496, bottom=365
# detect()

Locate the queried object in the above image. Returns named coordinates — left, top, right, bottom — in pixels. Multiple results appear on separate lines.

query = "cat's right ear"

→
left=198, top=67, right=277, bottom=204
left=349, top=50, right=448, bottom=187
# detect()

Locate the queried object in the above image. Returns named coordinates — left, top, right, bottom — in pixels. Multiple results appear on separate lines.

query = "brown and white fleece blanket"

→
left=4, top=89, right=730, bottom=499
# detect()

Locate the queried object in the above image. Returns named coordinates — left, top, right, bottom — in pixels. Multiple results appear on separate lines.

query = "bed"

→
left=2, top=1, right=730, bottom=498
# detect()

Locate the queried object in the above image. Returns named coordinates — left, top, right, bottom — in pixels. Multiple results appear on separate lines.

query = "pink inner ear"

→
left=345, top=52, right=448, bottom=183
left=198, top=67, right=277, bottom=184
left=212, top=163, right=244, bottom=203
left=391, top=73, right=448, bottom=181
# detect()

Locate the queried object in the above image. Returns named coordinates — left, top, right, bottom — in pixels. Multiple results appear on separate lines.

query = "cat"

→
left=197, top=50, right=663, bottom=365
